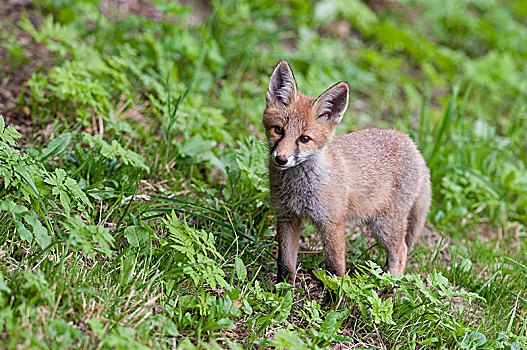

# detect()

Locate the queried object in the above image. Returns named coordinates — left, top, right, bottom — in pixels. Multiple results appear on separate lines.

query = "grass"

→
left=0, top=0, right=526, bottom=348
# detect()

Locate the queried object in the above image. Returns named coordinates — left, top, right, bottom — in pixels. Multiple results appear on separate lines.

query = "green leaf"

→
left=93, top=226, right=114, bottom=257
left=216, top=317, right=235, bottom=328
left=64, top=177, right=92, bottom=209
left=273, top=329, right=307, bottom=350
left=421, top=337, right=439, bottom=345
left=163, top=318, right=179, bottom=337
left=87, top=318, right=105, bottom=336
left=461, top=331, right=487, bottom=349
left=429, top=272, right=449, bottom=289
left=39, top=132, right=72, bottom=161
left=366, top=290, right=395, bottom=325
left=178, top=135, right=216, bottom=157
left=119, top=254, right=135, bottom=285
left=15, top=220, right=32, bottom=243
left=13, top=165, right=39, bottom=197
left=459, top=258, right=473, bottom=274
left=235, top=256, right=247, bottom=283
left=82, top=133, right=149, bottom=172
left=358, top=301, right=368, bottom=322
left=45, top=169, right=93, bottom=213
left=0, top=200, right=29, bottom=219
left=24, top=212, right=51, bottom=249
left=318, top=310, right=338, bottom=341
left=0, top=115, right=21, bottom=145
left=274, top=291, right=293, bottom=323
left=164, top=212, right=228, bottom=289
left=59, top=189, right=71, bottom=217
left=124, top=226, right=149, bottom=247
left=242, top=298, right=253, bottom=315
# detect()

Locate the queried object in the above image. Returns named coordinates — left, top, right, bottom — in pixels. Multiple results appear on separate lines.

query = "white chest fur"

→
left=269, top=155, right=330, bottom=225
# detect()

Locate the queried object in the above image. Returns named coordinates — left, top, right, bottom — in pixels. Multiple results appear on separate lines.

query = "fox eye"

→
left=318, top=113, right=329, bottom=119
left=274, top=126, right=284, bottom=135
left=299, top=135, right=311, bottom=144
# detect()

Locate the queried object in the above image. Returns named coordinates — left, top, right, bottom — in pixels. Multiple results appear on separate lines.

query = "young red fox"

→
left=263, top=60, right=431, bottom=285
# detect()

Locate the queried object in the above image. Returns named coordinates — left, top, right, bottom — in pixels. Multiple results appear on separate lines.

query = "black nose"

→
left=274, top=155, right=288, bottom=166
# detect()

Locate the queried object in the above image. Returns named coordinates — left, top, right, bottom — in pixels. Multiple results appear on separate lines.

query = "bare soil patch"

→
left=0, top=0, right=48, bottom=140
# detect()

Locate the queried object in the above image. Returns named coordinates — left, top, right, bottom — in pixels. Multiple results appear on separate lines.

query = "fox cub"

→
left=263, top=60, right=431, bottom=284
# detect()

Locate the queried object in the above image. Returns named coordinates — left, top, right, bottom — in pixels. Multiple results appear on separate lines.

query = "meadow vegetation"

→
left=0, top=0, right=526, bottom=348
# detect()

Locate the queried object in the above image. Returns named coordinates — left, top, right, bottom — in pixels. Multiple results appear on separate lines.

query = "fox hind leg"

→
left=405, top=178, right=432, bottom=249
left=371, top=216, right=408, bottom=275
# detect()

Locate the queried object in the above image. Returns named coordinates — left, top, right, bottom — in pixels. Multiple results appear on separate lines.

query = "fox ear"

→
left=314, top=82, right=349, bottom=126
left=266, top=60, right=298, bottom=108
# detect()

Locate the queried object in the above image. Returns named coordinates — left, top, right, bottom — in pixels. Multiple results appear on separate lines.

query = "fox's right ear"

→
left=266, top=60, right=298, bottom=108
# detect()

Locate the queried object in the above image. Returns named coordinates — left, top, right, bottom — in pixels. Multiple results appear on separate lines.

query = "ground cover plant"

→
left=0, top=0, right=526, bottom=348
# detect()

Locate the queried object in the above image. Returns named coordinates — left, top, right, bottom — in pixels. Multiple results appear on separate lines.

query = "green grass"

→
left=0, top=0, right=526, bottom=348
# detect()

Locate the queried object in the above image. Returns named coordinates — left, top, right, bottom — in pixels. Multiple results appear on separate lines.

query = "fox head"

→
left=263, top=60, right=349, bottom=169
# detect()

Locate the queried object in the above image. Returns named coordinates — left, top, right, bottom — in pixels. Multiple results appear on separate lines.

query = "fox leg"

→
left=386, top=240, right=407, bottom=275
left=276, top=216, right=303, bottom=285
left=406, top=178, right=431, bottom=249
left=371, top=217, right=408, bottom=275
left=321, top=221, right=347, bottom=277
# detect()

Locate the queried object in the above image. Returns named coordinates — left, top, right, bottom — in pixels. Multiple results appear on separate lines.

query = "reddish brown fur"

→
left=263, top=91, right=334, bottom=159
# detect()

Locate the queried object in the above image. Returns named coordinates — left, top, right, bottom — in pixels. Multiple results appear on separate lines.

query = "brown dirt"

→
left=99, top=0, right=163, bottom=22
left=0, top=0, right=167, bottom=142
left=0, top=0, right=47, bottom=140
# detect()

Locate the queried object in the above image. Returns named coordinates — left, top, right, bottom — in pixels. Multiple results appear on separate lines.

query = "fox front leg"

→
left=276, top=216, right=303, bottom=285
left=321, top=221, right=347, bottom=277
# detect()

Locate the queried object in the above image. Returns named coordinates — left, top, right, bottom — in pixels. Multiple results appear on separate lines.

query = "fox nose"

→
left=274, top=155, right=288, bottom=166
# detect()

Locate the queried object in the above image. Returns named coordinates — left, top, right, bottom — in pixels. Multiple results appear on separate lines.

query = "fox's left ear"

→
left=314, top=82, right=349, bottom=126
